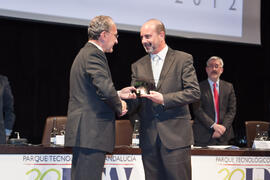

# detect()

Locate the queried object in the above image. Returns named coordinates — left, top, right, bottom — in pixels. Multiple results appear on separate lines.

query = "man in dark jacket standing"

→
left=65, top=15, right=134, bottom=180
left=193, top=56, right=236, bottom=146
left=128, top=19, right=200, bottom=180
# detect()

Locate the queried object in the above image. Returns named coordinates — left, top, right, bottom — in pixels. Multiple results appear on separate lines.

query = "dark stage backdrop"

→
left=0, top=2, right=269, bottom=145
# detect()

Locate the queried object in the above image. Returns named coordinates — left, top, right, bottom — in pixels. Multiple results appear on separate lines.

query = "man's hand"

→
left=212, top=124, right=226, bottom=136
left=120, top=100, right=128, bottom=116
left=212, top=131, right=222, bottom=138
left=140, top=91, right=164, bottom=105
left=118, top=86, right=137, bottom=99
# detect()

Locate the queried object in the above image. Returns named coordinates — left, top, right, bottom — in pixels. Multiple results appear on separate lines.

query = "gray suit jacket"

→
left=192, top=80, right=236, bottom=146
left=65, top=43, right=122, bottom=153
left=0, top=75, right=15, bottom=144
left=128, top=47, right=200, bottom=151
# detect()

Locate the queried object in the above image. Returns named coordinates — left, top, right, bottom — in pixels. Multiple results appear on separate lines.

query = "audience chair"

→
left=245, top=121, right=270, bottom=148
left=41, top=116, right=67, bottom=146
left=42, top=117, right=133, bottom=146
left=115, top=119, right=133, bottom=146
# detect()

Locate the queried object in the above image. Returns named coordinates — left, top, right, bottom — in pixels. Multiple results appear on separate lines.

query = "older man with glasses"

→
left=192, top=56, right=237, bottom=147
left=64, top=15, right=135, bottom=180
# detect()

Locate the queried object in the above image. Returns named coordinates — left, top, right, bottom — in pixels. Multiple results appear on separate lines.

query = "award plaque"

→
left=132, top=80, right=154, bottom=97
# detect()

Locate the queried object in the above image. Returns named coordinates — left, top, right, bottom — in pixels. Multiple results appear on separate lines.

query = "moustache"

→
left=143, top=43, right=152, bottom=47
left=211, top=71, right=218, bottom=74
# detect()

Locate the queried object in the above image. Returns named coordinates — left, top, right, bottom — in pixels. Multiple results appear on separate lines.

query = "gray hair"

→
left=206, top=56, right=224, bottom=67
left=88, top=15, right=114, bottom=40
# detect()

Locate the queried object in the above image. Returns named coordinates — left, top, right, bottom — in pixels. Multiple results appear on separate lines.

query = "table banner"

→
left=192, top=156, right=270, bottom=180
left=0, top=154, right=72, bottom=180
left=0, top=154, right=144, bottom=180
left=103, top=154, right=145, bottom=180
left=1, top=154, right=270, bottom=179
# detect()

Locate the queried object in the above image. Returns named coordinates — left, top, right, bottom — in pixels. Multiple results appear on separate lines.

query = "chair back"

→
left=42, top=117, right=133, bottom=146
left=115, top=120, right=133, bottom=146
left=41, top=116, right=67, bottom=145
left=245, top=121, right=270, bottom=148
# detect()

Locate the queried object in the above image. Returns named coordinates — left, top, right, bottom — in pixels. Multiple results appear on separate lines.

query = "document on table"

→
left=207, top=145, right=239, bottom=149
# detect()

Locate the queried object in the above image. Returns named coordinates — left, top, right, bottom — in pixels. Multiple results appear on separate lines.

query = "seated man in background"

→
left=192, top=56, right=236, bottom=146
left=0, top=75, right=15, bottom=144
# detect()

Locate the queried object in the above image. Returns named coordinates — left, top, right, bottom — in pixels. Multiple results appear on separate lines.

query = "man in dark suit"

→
left=0, top=75, right=15, bottom=144
left=128, top=19, right=200, bottom=180
left=192, top=56, right=236, bottom=146
left=64, top=15, right=134, bottom=180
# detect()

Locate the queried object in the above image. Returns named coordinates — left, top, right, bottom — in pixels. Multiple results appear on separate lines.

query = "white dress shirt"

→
left=151, top=45, right=168, bottom=87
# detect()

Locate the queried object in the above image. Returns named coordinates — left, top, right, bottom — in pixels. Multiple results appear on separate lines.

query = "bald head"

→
left=142, top=19, right=166, bottom=35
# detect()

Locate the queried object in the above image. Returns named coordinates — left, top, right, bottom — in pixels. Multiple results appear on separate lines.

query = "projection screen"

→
left=0, top=0, right=261, bottom=44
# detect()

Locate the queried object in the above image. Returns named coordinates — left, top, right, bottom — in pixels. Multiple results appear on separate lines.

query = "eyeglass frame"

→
left=105, top=31, right=119, bottom=39
left=206, top=64, right=223, bottom=69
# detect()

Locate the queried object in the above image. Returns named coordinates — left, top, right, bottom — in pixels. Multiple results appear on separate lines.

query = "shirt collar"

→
left=208, top=78, right=220, bottom=87
left=88, top=41, right=103, bottom=52
left=151, top=45, right=168, bottom=60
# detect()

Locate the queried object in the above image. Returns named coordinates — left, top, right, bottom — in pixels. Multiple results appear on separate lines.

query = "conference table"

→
left=0, top=144, right=270, bottom=180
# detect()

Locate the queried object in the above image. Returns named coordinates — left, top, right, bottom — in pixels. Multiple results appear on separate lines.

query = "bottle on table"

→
left=254, top=124, right=262, bottom=141
left=50, top=117, right=58, bottom=145
left=131, top=119, right=140, bottom=148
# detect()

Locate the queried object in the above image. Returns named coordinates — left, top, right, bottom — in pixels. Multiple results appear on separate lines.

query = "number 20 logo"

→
left=219, top=168, right=245, bottom=180
left=26, top=168, right=61, bottom=180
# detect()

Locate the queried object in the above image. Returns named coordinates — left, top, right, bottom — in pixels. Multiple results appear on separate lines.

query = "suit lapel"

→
left=143, top=55, right=156, bottom=86
left=202, top=81, right=216, bottom=118
left=218, top=80, right=224, bottom=110
left=204, top=81, right=215, bottom=110
left=156, top=48, right=175, bottom=89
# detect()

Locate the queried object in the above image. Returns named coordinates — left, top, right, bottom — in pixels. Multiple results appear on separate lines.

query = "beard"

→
left=143, top=43, right=155, bottom=54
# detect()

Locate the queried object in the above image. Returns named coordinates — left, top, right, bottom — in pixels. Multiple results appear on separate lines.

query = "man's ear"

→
left=220, top=67, right=224, bottom=74
left=159, top=31, right=165, bottom=39
left=99, top=31, right=106, bottom=43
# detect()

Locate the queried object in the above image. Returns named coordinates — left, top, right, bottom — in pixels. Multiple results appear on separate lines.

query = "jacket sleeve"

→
left=163, top=54, right=201, bottom=109
left=85, top=52, right=122, bottom=116
left=222, top=83, right=236, bottom=129
left=192, top=100, right=215, bottom=129
left=3, top=76, right=15, bottom=130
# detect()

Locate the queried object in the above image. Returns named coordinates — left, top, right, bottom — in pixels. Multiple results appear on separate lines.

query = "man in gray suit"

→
left=65, top=15, right=134, bottom=180
left=0, top=75, right=15, bottom=144
left=192, top=56, right=236, bottom=146
left=128, top=19, right=200, bottom=180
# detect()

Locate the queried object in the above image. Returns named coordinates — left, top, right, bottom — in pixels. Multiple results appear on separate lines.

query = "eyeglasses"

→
left=106, top=31, right=119, bottom=39
left=207, top=64, right=222, bottom=69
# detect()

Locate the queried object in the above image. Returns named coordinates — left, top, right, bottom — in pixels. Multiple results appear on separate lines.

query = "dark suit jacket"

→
left=128, top=47, right=200, bottom=151
left=0, top=75, right=15, bottom=144
left=65, top=43, right=122, bottom=153
left=192, top=79, right=236, bottom=146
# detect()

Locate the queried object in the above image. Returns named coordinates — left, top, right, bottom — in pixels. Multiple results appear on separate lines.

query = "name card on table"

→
left=55, top=135, right=65, bottom=146
left=252, top=140, right=270, bottom=149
